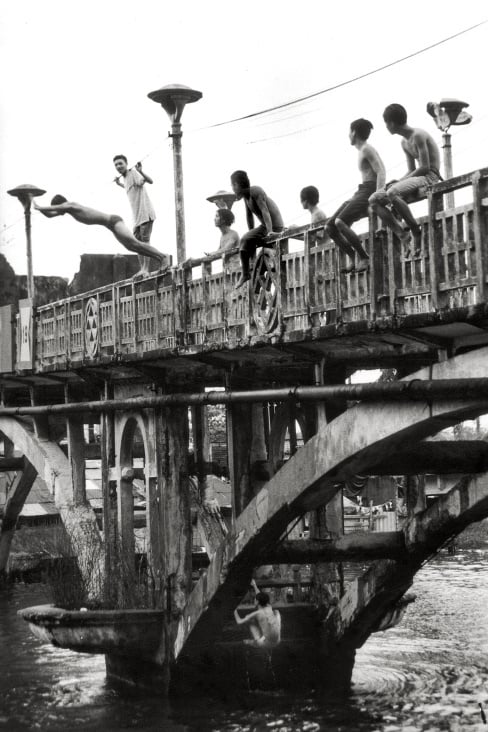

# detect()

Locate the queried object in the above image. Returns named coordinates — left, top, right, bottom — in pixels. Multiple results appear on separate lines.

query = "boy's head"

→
left=113, top=155, right=128, bottom=174
left=255, top=591, right=270, bottom=607
left=349, top=118, right=373, bottom=144
left=231, top=170, right=250, bottom=199
left=300, top=185, right=319, bottom=210
left=214, top=208, right=235, bottom=228
left=383, top=104, right=407, bottom=134
left=51, top=194, right=67, bottom=205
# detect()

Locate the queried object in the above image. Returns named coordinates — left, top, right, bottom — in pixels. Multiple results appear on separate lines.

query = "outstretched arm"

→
left=234, top=608, right=259, bottom=626
left=34, top=201, right=69, bottom=218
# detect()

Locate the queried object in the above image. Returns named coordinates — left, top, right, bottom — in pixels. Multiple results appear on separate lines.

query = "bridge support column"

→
left=152, top=405, right=192, bottom=690
left=227, top=401, right=268, bottom=521
left=100, top=384, right=117, bottom=604
left=65, top=390, right=86, bottom=505
left=0, top=459, right=37, bottom=579
left=191, top=404, right=212, bottom=503
left=117, top=467, right=136, bottom=605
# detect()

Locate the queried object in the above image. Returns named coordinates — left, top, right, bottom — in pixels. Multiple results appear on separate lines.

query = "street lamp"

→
left=427, top=98, right=472, bottom=207
left=148, top=83, right=202, bottom=264
left=7, top=184, right=46, bottom=302
left=206, top=190, right=236, bottom=210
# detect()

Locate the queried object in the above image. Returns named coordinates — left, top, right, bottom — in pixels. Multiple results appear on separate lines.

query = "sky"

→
left=1, top=0, right=487, bottom=281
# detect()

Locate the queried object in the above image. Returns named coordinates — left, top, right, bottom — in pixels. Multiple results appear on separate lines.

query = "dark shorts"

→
left=330, top=181, right=376, bottom=227
left=133, top=220, right=154, bottom=243
left=240, top=224, right=284, bottom=256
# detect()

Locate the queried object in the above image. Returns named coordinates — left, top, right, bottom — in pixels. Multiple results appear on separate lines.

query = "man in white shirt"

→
left=113, top=155, right=157, bottom=275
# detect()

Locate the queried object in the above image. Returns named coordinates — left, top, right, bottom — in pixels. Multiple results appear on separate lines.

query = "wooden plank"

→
left=265, top=532, right=406, bottom=563
left=0, top=458, right=25, bottom=472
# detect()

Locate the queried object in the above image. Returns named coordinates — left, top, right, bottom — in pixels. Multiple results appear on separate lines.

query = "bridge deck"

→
left=2, top=168, right=488, bottom=390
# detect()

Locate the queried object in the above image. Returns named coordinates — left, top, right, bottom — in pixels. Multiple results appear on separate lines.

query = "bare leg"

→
left=370, top=200, right=413, bottom=255
left=326, top=223, right=357, bottom=272
left=236, top=251, right=251, bottom=288
left=137, top=255, right=154, bottom=276
left=389, top=195, right=422, bottom=255
left=113, top=221, right=166, bottom=266
left=335, top=219, right=369, bottom=271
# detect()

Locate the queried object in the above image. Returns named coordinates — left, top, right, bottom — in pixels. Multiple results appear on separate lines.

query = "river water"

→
left=2, top=550, right=488, bottom=731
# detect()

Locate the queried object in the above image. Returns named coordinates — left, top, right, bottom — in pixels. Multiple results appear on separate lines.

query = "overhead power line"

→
left=204, top=19, right=488, bottom=130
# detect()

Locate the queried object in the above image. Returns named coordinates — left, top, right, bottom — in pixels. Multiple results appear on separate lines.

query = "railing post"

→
left=427, top=187, right=445, bottom=310
left=201, top=259, right=211, bottom=343
left=472, top=171, right=488, bottom=304
left=303, top=229, right=311, bottom=328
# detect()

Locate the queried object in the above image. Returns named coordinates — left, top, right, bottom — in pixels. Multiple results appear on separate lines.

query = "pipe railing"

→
left=1, top=378, right=488, bottom=416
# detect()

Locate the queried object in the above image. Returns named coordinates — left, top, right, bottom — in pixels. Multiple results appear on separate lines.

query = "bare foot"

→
left=235, top=273, right=250, bottom=289
left=132, top=269, right=149, bottom=280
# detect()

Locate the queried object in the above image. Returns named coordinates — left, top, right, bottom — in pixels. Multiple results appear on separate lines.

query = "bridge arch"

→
left=0, top=416, right=102, bottom=596
left=180, top=345, right=488, bottom=654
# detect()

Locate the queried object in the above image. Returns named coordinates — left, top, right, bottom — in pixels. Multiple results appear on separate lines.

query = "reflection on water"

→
left=2, top=551, right=488, bottom=730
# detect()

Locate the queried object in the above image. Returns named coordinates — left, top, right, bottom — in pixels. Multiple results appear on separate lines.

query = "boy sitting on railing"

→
left=326, top=119, right=386, bottom=273
left=369, top=104, right=441, bottom=258
left=231, top=170, right=284, bottom=288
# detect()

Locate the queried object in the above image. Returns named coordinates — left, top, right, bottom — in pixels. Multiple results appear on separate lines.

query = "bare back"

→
left=256, top=606, right=281, bottom=645
left=358, top=143, right=383, bottom=184
left=401, top=128, right=440, bottom=171
left=67, top=203, right=115, bottom=228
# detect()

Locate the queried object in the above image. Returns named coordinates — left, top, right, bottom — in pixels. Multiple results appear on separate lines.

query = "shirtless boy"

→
left=327, top=118, right=386, bottom=272
left=35, top=196, right=167, bottom=269
left=234, top=580, right=281, bottom=648
left=230, top=170, right=284, bottom=288
left=300, top=186, right=327, bottom=225
left=215, top=208, right=240, bottom=253
left=369, top=104, right=441, bottom=257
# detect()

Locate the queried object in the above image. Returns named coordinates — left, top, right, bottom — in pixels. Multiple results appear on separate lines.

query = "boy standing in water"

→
left=234, top=579, right=281, bottom=647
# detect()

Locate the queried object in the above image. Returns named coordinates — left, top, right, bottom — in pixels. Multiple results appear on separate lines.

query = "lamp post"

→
left=426, top=98, right=472, bottom=208
left=148, top=84, right=202, bottom=264
left=7, top=184, right=46, bottom=302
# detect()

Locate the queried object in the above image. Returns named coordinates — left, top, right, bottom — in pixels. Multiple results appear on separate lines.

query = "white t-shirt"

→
left=124, top=168, right=156, bottom=227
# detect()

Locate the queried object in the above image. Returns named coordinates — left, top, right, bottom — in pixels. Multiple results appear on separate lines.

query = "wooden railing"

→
left=5, top=168, right=488, bottom=373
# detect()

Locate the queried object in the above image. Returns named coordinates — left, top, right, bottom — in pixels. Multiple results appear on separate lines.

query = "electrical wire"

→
left=201, top=20, right=488, bottom=130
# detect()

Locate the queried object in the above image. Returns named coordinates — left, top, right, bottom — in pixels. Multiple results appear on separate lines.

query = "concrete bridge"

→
left=3, top=167, right=488, bottom=692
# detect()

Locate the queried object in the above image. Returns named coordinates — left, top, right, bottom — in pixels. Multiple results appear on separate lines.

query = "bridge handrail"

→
left=2, top=167, right=488, bottom=374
